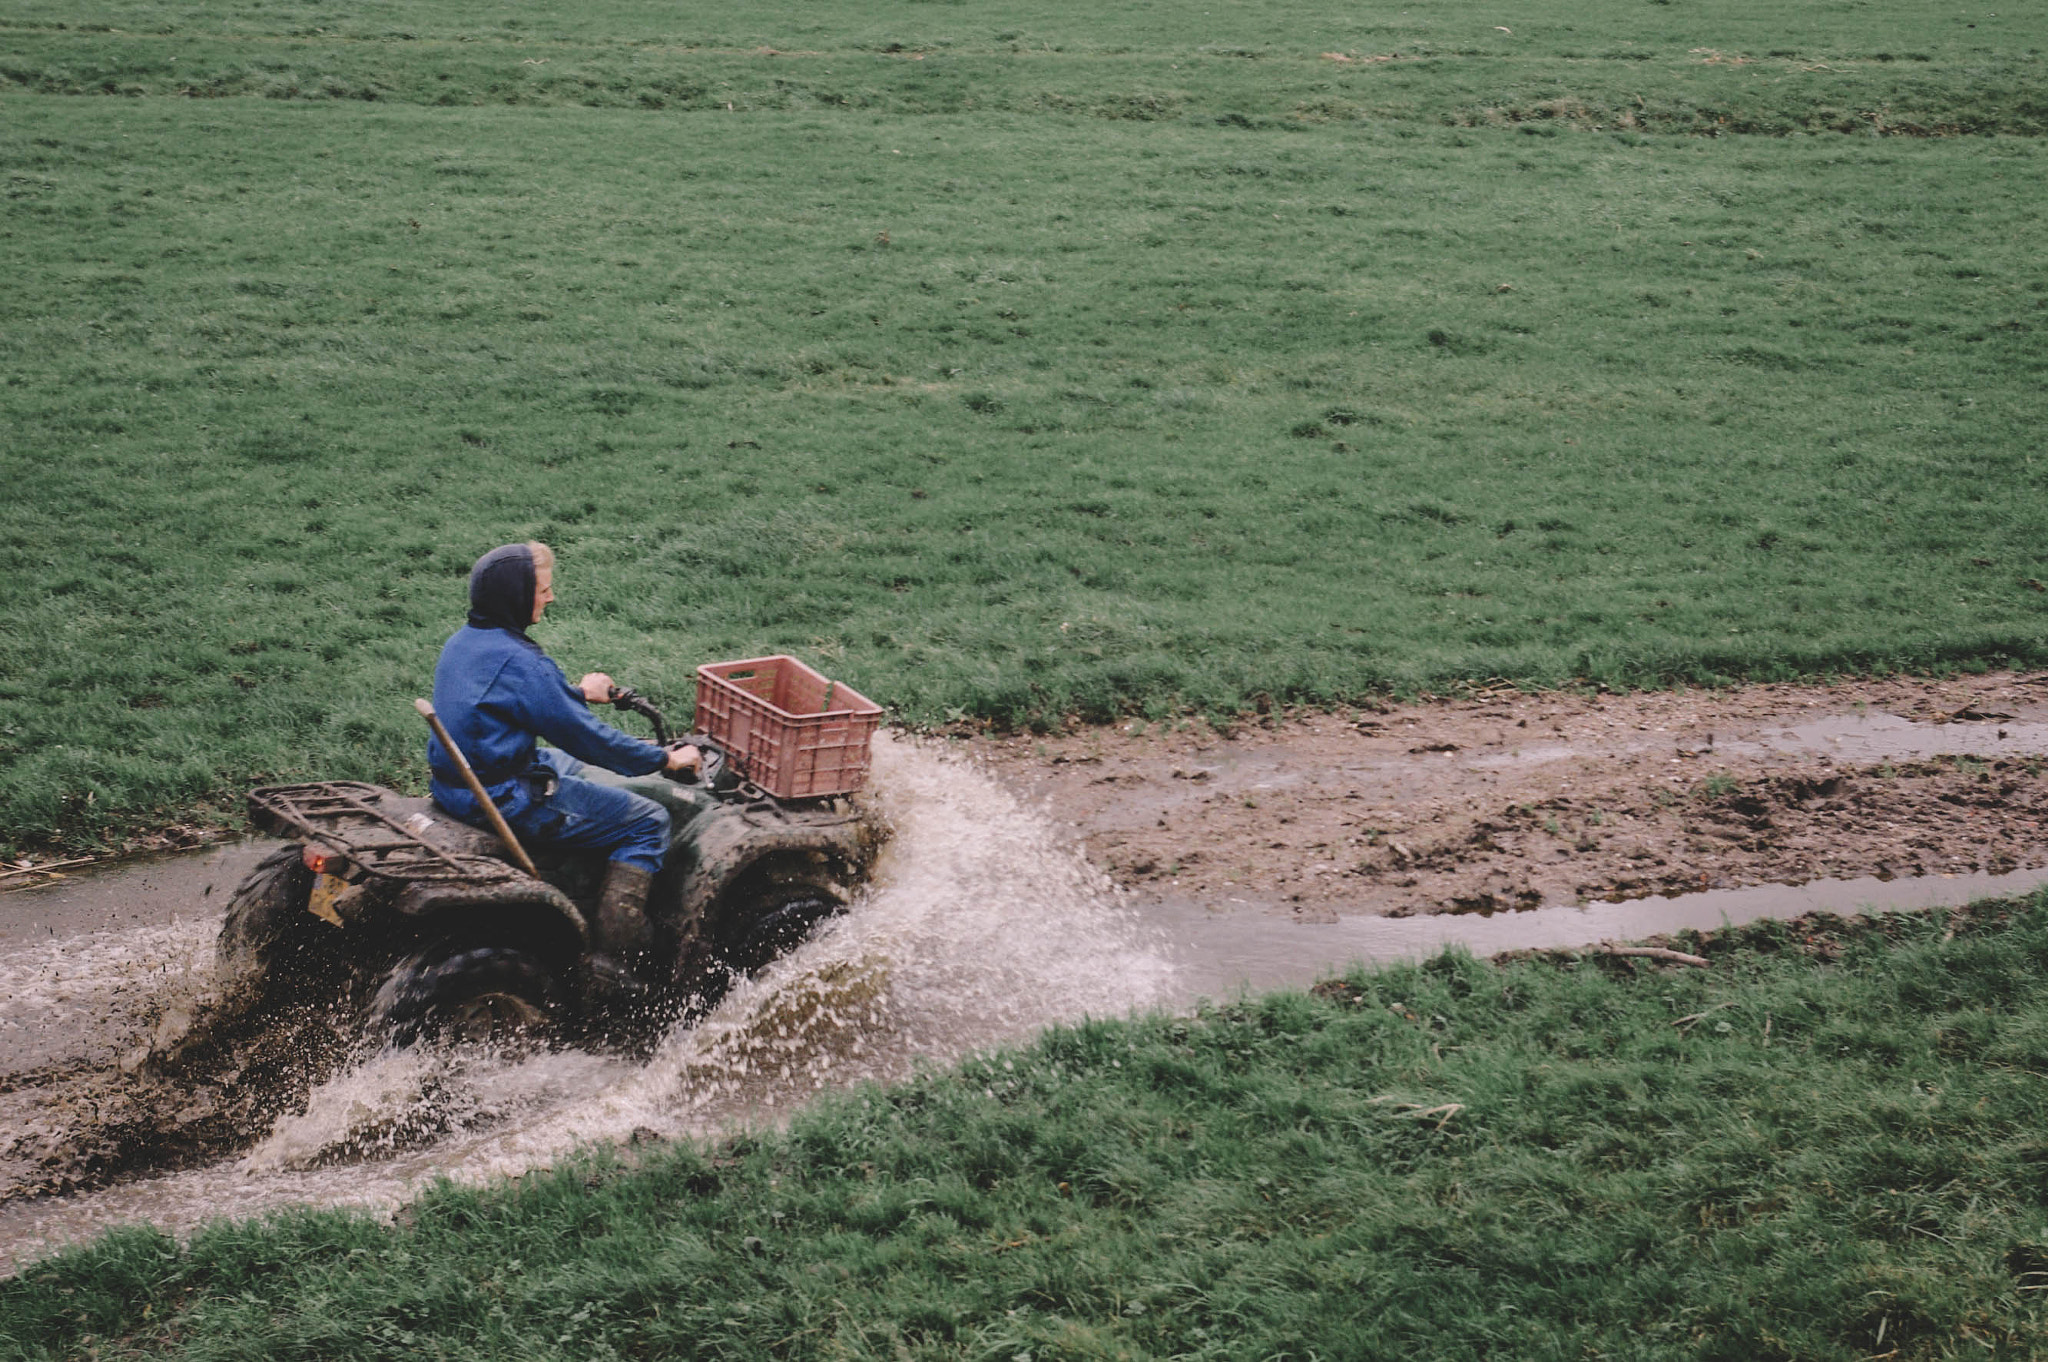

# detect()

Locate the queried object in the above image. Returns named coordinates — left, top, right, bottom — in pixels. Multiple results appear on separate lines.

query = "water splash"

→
left=0, top=735, right=1176, bottom=1268
left=0, top=918, right=216, bottom=1069
left=255, top=735, right=1178, bottom=1168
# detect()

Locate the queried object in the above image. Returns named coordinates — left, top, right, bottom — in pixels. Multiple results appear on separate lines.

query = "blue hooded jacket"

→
left=427, top=544, right=665, bottom=822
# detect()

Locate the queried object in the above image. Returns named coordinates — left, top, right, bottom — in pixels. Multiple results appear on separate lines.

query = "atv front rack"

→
left=248, top=782, right=527, bottom=886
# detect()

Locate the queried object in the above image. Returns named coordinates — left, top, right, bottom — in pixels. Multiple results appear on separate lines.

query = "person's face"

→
left=531, top=565, right=555, bottom=623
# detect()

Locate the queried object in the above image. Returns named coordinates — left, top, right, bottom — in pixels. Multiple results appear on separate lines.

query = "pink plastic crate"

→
left=694, top=656, right=882, bottom=799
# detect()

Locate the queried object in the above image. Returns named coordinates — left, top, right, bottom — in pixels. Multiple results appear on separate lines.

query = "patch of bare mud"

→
left=968, top=672, right=2048, bottom=920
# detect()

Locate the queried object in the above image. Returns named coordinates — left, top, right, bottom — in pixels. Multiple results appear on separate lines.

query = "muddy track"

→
left=970, top=671, right=2048, bottom=920
left=6, top=675, right=2048, bottom=1223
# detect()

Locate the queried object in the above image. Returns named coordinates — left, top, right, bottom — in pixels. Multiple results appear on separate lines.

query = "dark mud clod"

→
left=5, top=994, right=356, bottom=1206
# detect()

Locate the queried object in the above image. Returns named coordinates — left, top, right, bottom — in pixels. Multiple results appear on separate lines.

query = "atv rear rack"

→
left=248, top=782, right=527, bottom=886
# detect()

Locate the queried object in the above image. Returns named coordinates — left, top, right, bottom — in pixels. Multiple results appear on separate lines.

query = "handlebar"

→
left=606, top=685, right=671, bottom=746
left=607, top=685, right=739, bottom=789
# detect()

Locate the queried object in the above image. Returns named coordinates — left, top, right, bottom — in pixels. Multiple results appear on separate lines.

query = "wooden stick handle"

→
left=415, top=698, right=540, bottom=878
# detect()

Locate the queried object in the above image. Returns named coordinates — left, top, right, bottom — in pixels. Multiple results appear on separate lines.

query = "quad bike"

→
left=214, top=688, right=885, bottom=1048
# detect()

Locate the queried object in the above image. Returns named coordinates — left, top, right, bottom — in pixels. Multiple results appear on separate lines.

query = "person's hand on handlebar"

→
left=664, top=742, right=703, bottom=775
left=577, top=672, right=618, bottom=704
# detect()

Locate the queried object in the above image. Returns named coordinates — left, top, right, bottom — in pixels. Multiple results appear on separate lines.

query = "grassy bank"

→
left=7, top=899, right=2048, bottom=1359
left=3, top=0, right=2047, bottom=851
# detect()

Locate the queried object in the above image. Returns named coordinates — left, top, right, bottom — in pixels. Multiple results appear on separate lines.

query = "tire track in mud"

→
left=977, top=671, right=2048, bottom=920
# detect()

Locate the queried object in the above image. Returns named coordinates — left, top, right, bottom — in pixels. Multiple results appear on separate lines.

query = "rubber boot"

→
left=588, top=861, right=656, bottom=996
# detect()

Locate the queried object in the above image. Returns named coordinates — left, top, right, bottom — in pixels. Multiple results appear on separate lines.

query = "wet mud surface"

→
left=5, top=679, right=2048, bottom=1268
left=972, top=672, right=2048, bottom=920
left=2, top=1006, right=350, bottom=1203
left=0, top=844, right=284, bottom=1203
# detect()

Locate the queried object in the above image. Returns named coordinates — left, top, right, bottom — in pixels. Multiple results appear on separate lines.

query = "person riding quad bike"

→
left=212, top=546, right=885, bottom=1048
left=429, top=541, right=700, bottom=992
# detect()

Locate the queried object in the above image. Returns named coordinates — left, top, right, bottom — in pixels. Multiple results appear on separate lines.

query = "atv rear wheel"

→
left=370, top=945, right=567, bottom=1048
left=216, top=843, right=327, bottom=1011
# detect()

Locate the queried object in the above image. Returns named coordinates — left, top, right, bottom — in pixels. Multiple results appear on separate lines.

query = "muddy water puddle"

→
left=1158, top=866, right=2048, bottom=1000
left=1464, top=715, right=2048, bottom=770
left=985, top=680, right=2048, bottom=919
left=5, top=708, right=2048, bottom=1274
left=0, top=841, right=273, bottom=946
left=1746, top=713, right=2048, bottom=764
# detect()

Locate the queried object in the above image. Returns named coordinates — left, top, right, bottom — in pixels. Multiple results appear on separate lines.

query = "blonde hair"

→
left=525, top=541, right=556, bottom=573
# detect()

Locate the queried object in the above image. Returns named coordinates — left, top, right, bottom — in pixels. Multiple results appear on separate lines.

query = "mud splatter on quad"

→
left=215, top=691, right=885, bottom=1047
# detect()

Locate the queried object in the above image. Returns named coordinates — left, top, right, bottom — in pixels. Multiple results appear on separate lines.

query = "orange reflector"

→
left=301, top=844, right=345, bottom=876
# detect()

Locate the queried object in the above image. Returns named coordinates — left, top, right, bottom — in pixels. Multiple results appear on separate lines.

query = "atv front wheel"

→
left=712, top=877, right=847, bottom=979
left=370, top=945, right=567, bottom=1048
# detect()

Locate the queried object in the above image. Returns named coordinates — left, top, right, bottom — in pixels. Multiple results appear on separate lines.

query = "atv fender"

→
left=671, top=805, right=876, bottom=943
left=391, top=878, right=588, bottom=953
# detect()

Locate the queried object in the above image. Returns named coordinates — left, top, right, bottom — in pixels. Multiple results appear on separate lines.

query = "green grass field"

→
left=5, top=0, right=2047, bottom=851
left=7, top=903, right=2048, bottom=1359
left=7, top=5, right=2048, bottom=1347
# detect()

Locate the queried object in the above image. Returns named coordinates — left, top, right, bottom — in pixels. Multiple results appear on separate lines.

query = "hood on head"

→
left=467, top=543, right=535, bottom=634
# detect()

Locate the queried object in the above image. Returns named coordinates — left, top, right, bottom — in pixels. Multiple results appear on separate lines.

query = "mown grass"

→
left=3, top=0, right=2047, bottom=851
left=8, top=900, right=2048, bottom=1359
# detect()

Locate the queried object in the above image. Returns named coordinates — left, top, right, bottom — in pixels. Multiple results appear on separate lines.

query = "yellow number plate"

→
left=306, top=871, right=348, bottom=926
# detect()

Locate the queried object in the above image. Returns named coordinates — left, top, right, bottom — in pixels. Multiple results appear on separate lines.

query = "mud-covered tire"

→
left=215, top=843, right=323, bottom=1010
left=370, top=945, right=567, bottom=1048
left=711, top=878, right=847, bottom=979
